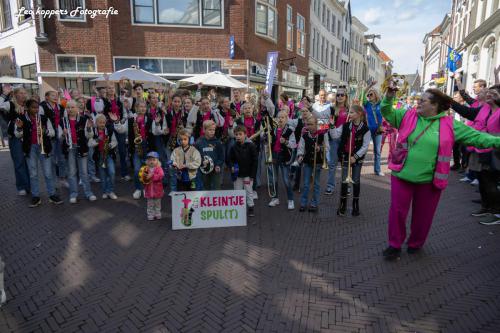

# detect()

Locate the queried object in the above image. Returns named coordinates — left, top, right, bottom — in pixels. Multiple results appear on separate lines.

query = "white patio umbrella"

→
left=92, top=67, right=173, bottom=84
left=180, top=71, right=247, bottom=89
left=0, top=76, right=38, bottom=84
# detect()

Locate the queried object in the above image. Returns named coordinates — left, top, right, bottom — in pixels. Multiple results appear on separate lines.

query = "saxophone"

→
left=168, top=118, right=183, bottom=151
left=101, top=135, right=109, bottom=169
left=133, top=120, right=143, bottom=158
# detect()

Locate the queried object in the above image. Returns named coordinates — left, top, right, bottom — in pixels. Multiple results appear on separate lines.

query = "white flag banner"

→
left=171, top=190, right=247, bottom=230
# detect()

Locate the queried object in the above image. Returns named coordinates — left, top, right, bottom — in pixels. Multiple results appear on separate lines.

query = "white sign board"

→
left=171, top=190, right=247, bottom=230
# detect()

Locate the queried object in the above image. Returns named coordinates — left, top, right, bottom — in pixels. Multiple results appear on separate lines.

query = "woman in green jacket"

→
left=381, top=85, right=500, bottom=260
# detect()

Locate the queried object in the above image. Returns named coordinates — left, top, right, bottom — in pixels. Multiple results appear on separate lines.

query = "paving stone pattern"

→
left=0, top=148, right=499, bottom=333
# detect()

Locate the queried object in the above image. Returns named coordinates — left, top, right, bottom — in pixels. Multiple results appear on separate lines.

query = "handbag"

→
left=390, top=120, right=436, bottom=167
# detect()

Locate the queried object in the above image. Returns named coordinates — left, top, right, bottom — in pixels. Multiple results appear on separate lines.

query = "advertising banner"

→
left=264, top=51, right=279, bottom=94
left=172, top=190, right=247, bottom=230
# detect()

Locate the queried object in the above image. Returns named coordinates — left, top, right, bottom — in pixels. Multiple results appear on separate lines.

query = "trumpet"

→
left=37, top=113, right=46, bottom=155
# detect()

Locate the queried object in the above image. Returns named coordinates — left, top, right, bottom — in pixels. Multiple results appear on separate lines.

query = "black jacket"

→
left=301, top=132, right=325, bottom=166
left=19, top=113, right=53, bottom=156
left=61, top=115, right=91, bottom=157
left=337, top=121, right=370, bottom=164
left=39, top=101, right=64, bottom=137
left=235, top=116, right=261, bottom=150
left=229, top=140, right=258, bottom=179
left=271, top=125, right=294, bottom=164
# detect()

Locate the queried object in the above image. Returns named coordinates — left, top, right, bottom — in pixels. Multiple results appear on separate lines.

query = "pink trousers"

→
left=388, top=176, right=442, bottom=249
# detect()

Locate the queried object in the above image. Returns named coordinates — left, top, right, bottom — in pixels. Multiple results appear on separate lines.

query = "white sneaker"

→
left=17, top=190, right=27, bottom=196
left=0, top=288, right=5, bottom=306
left=459, top=176, right=472, bottom=183
left=78, top=180, right=83, bottom=186
left=88, top=195, right=97, bottom=201
left=288, top=200, right=295, bottom=210
left=376, top=172, right=385, bottom=176
left=253, top=191, right=258, bottom=200
left=102, top=193, right=108, bottom=199
left=122, top=175, right=132, bottom=182
left=69, top=197, right=77, bottom=204
left=108, top=192, right=118, bottom=200
left=91, top=176, right=101, bottom=183
left=268, top=198, right=280, bottom=207
left=168, top=191, right=174, bottom=197
left=133, top=189, right=142, bottom=199
left=470, top=179, right=479, bottom=186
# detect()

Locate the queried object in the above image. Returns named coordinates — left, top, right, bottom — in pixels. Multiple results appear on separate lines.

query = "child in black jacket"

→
left=229, top=125, right=258, bottom=217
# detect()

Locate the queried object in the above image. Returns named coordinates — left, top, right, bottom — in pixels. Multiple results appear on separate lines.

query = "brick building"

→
left=31, top=0, right=309, bottom=99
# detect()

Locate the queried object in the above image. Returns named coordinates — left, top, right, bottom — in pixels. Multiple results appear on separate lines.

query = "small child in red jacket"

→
left=141, top=151, right=165, bottom=220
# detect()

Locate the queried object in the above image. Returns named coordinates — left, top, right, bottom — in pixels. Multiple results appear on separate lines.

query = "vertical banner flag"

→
left=229, top=35, right=235, bottom=59
left=171, top=190, right=247, bottom=230
left=265, top=51, right=279, bottom=94
left=447, top=46, right=462, bottom=72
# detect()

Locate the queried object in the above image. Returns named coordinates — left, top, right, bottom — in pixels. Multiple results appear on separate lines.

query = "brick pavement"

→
left=0, top=147, right=499, bottom=333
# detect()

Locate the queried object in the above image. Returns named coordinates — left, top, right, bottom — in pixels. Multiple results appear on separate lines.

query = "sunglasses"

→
left=367, top=93, right=374, bottom=97
left=337, top=94, right=345, bottom=97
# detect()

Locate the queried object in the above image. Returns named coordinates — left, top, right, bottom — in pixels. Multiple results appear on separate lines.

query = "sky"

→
left=351, top=0, right=451, bottom=74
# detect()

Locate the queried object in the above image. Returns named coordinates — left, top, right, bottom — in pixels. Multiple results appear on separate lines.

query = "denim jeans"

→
left=371, top=133, right=382, bottom=174
left=327, top=138, right=340, bottom=191
left=340, top=163, right=362, bottom=198
left=51, top=137, right=67, bottom=178
left=133, top=152, right=144, bottom=191
left=8, top=136, right=30, bottom=191
left=116, top=132, right=129, bottom=178
left=269, top=162, right=293, bottom=201
left=255, top=144, right=265, bottom=188
left=87, top=146, right=96, bottom=178
left=67, top=148, right=93, bottom=199
left=26, top=144, right=56, bottom=197
left=98, top=156, right=115, bottom=194
left=300, top=165, right=321, bottom=207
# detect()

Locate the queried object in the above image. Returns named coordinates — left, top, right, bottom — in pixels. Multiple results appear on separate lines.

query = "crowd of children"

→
left=0, top=81, right=395, bottom=221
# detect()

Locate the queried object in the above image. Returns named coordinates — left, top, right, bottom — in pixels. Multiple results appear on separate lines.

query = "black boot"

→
left=337, top=196, right=347, bottom=216
left=352, top=197, right=360, bottom=216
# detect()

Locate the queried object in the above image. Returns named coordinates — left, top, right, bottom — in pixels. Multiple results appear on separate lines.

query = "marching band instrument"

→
left=37, top=113, right=46, bottom=155
left=133, top=120, right=143, bottom=158
left=200, top=155, right=215, bottom=175
left=101, top=135, right=109, bottom=169
left=310, top=137, right=318, bottom=201
left=168, top=115, right=184, bottom=150
left=263, top=116, right=277, bottom=198
left=342, top=122, right=354, bottom=185
left=64, top=114, right=73, bottom=149
left=138, top=165, right=151, bottom=185
left=248, top=126, right=263, bottom=141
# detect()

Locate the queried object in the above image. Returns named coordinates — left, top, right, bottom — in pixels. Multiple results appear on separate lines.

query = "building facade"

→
left=339, top=0, right=351, bottom=86
left=453, top=0, right=500, bottom=92
left=0, top=0, right=38, bottom=94
left=308, top=0, right=345, bottom=95
left=22, top=0, right=309, bottom=99
left=349, top=16, right=367, bottom=84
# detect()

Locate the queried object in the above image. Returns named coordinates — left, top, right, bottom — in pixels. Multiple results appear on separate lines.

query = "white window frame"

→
left=58, top=0, right=87, bottom=23
left=56, top=54, right=97, bottom=73
left=286, top=5, right=293, bottom=51
left=296, top=14, right=305, bottom=57
left=255, top=0, right=277, bottom=42
left=0, top=0, right=13, bottom=31
left=113, top=56, right=228, bottom=75
left=17, top=0, right=33, bottom=23
left=130, top=0, right=224, bottom=29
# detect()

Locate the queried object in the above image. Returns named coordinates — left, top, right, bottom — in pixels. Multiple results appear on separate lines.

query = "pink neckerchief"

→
left=110, top=98, right=120, bottom=119
left=69, top=118, right=77, bottom=144
left=170, top=108, right=183, bottom=133
left=335, top=106, right=348, bottom=127
left=30, top=115, right=38, bottom=144
left=98, top=128, right=106, bottom=152
left=137, top=114, right=146, bottom=139
left=344, top=123, right=357, bottom=154
left=199, top=111, right=212, bottom=137
left=273, top=127, right=283, bottom=153
left=243, top=116, right=255, bottom=137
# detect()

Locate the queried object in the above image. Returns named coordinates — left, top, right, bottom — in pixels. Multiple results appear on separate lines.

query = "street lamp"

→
left=280, top=57, right=297, bottom=73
